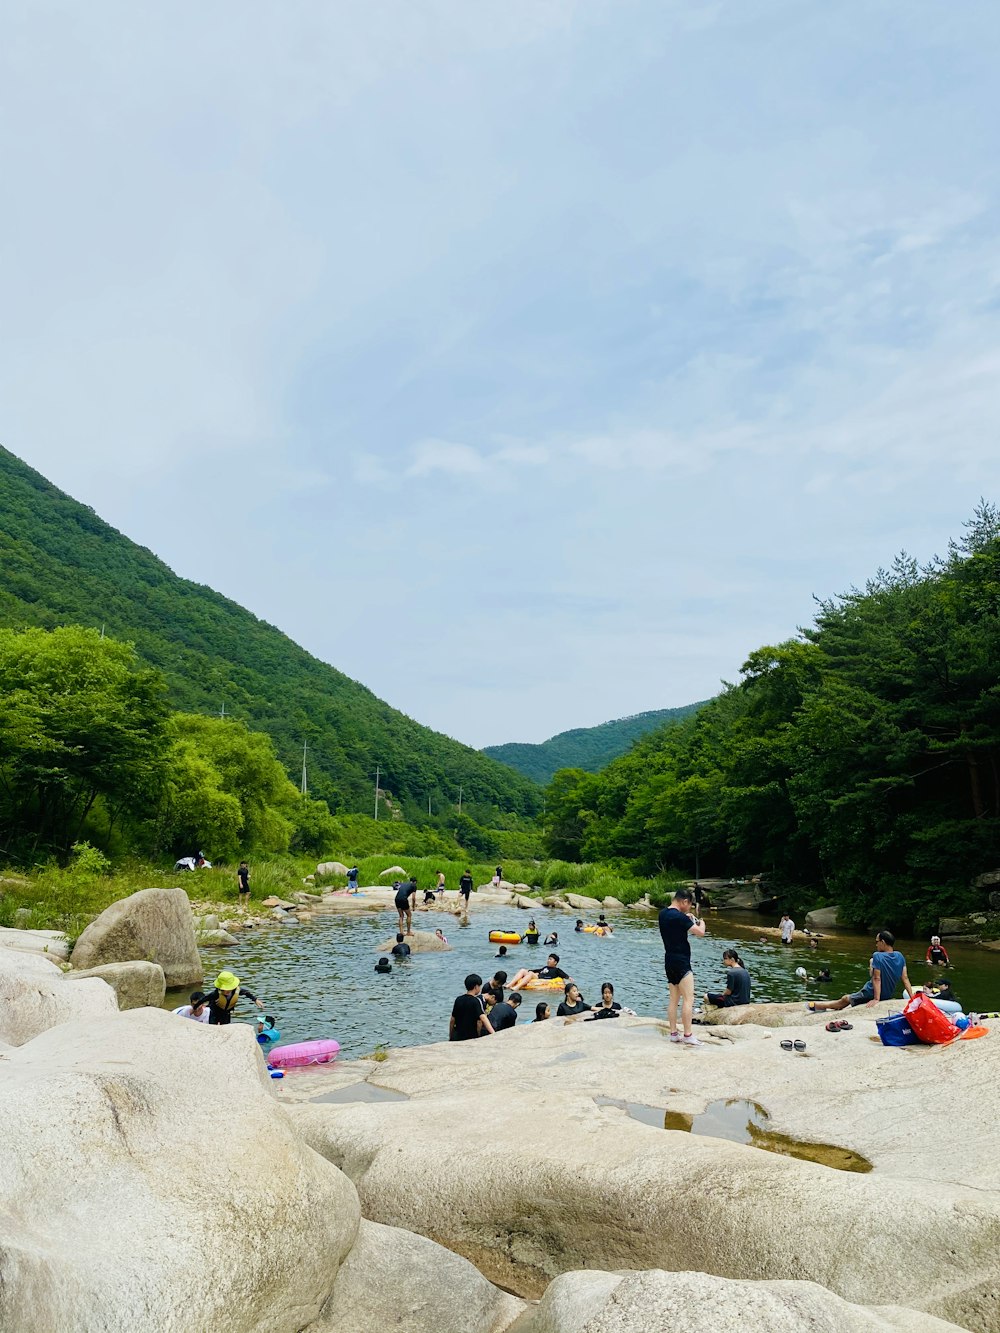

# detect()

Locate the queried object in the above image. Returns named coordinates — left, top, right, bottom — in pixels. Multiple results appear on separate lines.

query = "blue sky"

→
left=3, top=1, right=1000, bottom=747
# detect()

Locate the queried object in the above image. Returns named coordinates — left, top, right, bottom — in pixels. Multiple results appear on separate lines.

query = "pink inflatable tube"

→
left=267, top=1038, right=341, bottom=1069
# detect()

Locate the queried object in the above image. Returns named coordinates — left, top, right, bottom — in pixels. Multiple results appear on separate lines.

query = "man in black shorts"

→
left=236, top=860, right=250, bottom=913
left=458, top=870, right=474, bottom=914
left=659, top=888, right=706, bottom=1046
left=395, top=877, right=417, bottom=935
left=450, top=973, right=494, bottom=1040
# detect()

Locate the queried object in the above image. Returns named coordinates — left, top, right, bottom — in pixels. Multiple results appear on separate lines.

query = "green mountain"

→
left=0, top=445, right=539, bottom=819
left=483, top=703, right=708, bottom=784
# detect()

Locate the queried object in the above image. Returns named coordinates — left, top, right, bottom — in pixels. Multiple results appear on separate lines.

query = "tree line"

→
left=542, top=506, right=1000, bottom=930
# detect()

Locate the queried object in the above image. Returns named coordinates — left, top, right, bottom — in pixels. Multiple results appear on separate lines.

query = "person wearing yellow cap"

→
left=201, top=971, right=264, bottom=1026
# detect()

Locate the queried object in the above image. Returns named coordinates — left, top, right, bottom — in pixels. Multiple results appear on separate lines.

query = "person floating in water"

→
left=808, top=931, right=913, bottom=1012
left=543, top=930, right=559, bottom=946
left=524, top=919, right=539, bottom=944
left=659, top=887, right=706, bottom=1046
left=435, top=927, right=449, bottom=944
left=505, top=953, right=571, bottom=992
left=596, top=914, right=614, bottom=934
left=495, top=943, right=509, bottom=960
left=391, top=933, right=411, bottom=958
left=926, top=935, right=951, bottom=966
left=201, top=971, right=264, bottom=1025
left=705, top=949, right=751, bottom=1008
left=574, top=919, right=585, bottom=933
left=375, top=956, right=392, bottom=974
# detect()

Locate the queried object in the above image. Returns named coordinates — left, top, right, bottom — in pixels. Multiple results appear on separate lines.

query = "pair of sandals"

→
left=780, top=1039, right=807, bottom=1052
left=825, top=1020, right=853, bottom=1032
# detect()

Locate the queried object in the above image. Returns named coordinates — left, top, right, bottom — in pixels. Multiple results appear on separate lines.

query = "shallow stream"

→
left=167, top=904, right=999, bottom=1058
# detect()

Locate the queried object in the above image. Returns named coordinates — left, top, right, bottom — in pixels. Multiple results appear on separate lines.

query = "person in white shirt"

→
left=780, top=914, right=795, bottom=945
left=172, top=991, right=210, bottom=1023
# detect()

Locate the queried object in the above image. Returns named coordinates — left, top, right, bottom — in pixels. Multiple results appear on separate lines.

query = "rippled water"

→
left=166, top=904, right=1000, bottom=1058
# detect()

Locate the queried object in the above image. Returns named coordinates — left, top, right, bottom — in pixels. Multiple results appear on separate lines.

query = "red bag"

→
left=903, top=992, right=960, bottom=1045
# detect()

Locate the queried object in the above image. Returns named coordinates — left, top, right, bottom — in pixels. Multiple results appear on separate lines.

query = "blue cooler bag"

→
left=877, top=1012, right=918, bottom=1047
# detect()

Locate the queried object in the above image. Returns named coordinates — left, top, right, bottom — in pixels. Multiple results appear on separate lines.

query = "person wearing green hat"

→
left=201, top=971, right=264, bottom=1025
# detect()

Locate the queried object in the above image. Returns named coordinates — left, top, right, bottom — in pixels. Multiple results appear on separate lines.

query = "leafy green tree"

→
left=0, top=626, right=169, bottom=856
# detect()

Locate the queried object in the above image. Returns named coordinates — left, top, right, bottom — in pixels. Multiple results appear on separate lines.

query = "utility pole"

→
left=300, top=741, right=308, bottom=795
left=428, top=793, right=432, bottom=817
left=457, top=785, right=462, bottom=816
left=374, top=765, right=380, bottom=821
left=220, top=702, right=227, bottom=720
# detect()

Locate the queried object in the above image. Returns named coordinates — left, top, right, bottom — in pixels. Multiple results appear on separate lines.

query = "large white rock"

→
left=70, top=887, right=202, bottom=986
left=0, top=945, right=117, bottom=1046
left=65, top=960, right=166, bottom=1010
left=564, top=894, right=603, bottom=912
left=517, top=1269, right=965, bottom=1332
left=0, top=924, right=70, bottom=961
left=0, top=1009, right=360, bottom=1333
left=284, top=1014, right=1000, bottom=1330
left=314, top=1218, right=522, bottom=1333
left=379, top=866, right=407, bottom=877
left=317, top=861, right=350, bottom=877
left=805, top=905, right=840, bottom=929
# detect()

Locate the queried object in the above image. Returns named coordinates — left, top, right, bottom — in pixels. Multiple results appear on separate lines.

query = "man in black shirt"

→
left=658, top=888, right=706, bottom=1046
left=505, top=954, right=571, bottom=992
left=395, top=878, right=417, bottom=935
left=450, top=973, right=494, bottom=1041
left=489, top=992, right=521, bottom=1031
left=481, top=970, right=508, bottom=1006
left=390, top=933, right=411, bottom=959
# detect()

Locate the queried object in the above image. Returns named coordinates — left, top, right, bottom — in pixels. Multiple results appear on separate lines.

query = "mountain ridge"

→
left=483, top=702, right=709, bottom=784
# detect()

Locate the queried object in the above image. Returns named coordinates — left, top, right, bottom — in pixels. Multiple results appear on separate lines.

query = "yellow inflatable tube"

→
left=489, top=930, right=522, bottom=945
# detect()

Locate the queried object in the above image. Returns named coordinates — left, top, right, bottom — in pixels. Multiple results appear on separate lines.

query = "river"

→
left=167, top=903, right=1000, bottom=1057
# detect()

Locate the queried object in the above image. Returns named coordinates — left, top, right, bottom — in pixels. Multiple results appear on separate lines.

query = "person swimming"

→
left=495, top=944, right=509, bottom=959
left=375, top=956, right=392, bottom=973
left=596, top=914, right=614, bottom=934
left=543, top=931, right=559, bottom=946
left=574, top=919, right=585, bottom=933
left=525, top=919, right=540, bottom=944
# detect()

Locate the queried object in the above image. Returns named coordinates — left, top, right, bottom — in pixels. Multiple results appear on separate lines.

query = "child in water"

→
left=200, top=972, right=264, bottom=1025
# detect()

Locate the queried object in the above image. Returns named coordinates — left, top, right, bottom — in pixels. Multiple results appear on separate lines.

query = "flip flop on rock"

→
left=780, top=1039, right=793, bottom=1051
left=793, top=1039, right=807, bottom=1051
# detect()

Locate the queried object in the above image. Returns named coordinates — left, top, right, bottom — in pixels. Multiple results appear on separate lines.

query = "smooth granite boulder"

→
left=70, top=887, right=202, bottom=986
left=0, top=945, right=117, bottom=1046
left=65, top=960, right=166, bottom=1010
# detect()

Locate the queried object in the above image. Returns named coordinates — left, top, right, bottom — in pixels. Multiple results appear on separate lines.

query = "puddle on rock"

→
left=310, top=1084, right=410, bottom=1105
left=596, top=1096, right=872, bottom=1173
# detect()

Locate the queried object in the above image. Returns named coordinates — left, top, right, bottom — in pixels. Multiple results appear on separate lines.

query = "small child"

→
left=172, top=991, right=210, bottom=1023
left=495, top=944, right=508, bottom=959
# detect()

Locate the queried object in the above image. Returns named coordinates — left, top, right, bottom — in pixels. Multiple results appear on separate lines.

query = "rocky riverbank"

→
left=1, top=888, right=997, bottom=1331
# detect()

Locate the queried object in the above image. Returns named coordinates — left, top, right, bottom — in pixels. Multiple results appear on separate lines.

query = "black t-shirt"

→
left=557, top=998, right=589, bottom=1016
left=394, top=886, right=414, bottom=908
left=589, top=1001, right=622, bottom=1020
left=237, top=866, right=249, bottom=890
left=725, top=966, right=751, bottom=1005
left=536, top=965, right=569, bottom=981
left=659, top=907, right=693, bottom=962
left=928, top=946, right=948, bottom=964
left=482, top=980, right=505, bottom=1004
left=459, top=875, right=473, bottom=896
left=490, top=1001, right=518, bottom=1031
left=391, top=942, right=410, bottom=957
left=451, top=993, right=485, bottom=1040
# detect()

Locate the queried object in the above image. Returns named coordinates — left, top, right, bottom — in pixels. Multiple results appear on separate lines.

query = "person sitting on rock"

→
left=202, top=971, right=264, bottom=1025
left=705, top=949, right=751, bottom=1008
left=505, top=954, right=571, bottom=992
left=422, top=887, right=437, bottom=905
left=556, top=982, right=590, bottom=1017
left=374, top=956, right=392, bottom=974
left=808, top=931, right=912, bottom=1013
left=533, top=1002, right=551, bottom=1022
left=172, top=990, right=210, bottom=1023
left=391, top=933, right=411, bottom=959
left=586, top=981, right=623, bottom=1020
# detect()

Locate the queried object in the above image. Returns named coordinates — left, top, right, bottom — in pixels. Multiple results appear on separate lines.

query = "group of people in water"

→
left=449, top=972, right=626, bottom=1039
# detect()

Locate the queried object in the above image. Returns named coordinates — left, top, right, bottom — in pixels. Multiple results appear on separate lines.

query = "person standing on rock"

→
left=236, top=860, right=250, bottom=913
left=458, top=870, right=473, bottom=919
left=395, top=877, right=417, bottom=935
left=450, top=973, right=495, bottom=1040
left=347, top=865, right=359, bottom=894
left=201, top=971, right=264, bottom=1025
left=492, top=865, right=503, bottom=889
left=436, top=870, right=446, bottom=897
left=659, top=888, right=706, bottom=1046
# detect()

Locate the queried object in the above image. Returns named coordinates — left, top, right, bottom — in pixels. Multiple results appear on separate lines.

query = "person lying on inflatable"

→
left=505, top=953, right=572, bottom=992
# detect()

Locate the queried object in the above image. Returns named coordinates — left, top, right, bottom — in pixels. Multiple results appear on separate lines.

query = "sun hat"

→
left=215, top=971, right=240, bottom=991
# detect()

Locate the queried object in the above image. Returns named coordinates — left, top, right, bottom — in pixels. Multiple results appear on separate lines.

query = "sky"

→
left=3, top=2, right=1000, bottom=748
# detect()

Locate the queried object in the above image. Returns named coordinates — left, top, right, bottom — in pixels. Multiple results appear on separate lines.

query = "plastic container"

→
left=876, top=1012, right=919, bottom=1047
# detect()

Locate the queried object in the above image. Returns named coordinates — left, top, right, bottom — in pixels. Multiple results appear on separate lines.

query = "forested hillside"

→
left=484, top=703, right=707, bottom=783
left=0, top=446, right=539, bottom=822
left=543, top=507, right=1000, bottom=930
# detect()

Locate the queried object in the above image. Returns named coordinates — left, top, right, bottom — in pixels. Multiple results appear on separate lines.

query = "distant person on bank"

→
left=659, top=887, right=706, bottom=1046
left=236, top=860, right=250, bottom=912
left=808, top=931, right=913, bottom=1012
left=450, top=973, right=494, bottom=1040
